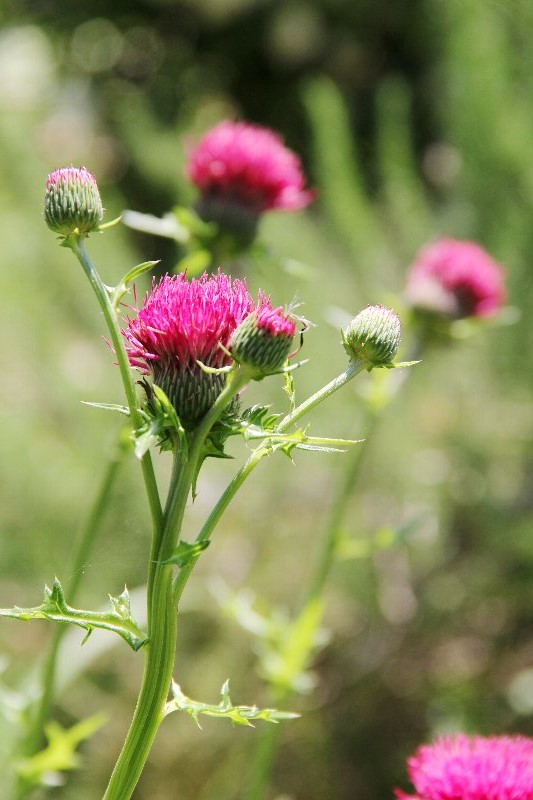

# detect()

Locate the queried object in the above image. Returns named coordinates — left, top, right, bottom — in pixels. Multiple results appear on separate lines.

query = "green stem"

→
left=173, top=360, right=365, bottom=605
left=245, top=353, right=423, bottom=800
left=244, top=703, right=286, bottom=800
left=103, top=370, right=248, bottom=800
left=303, top=414, right=376, bottom=605
left=16, top=439, right=124, bottom=791
left=69, top=236, right=163, bottom=536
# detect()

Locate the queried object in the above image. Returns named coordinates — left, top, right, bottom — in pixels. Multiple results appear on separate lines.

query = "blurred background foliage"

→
left=0, top=0, right=532, bottom=798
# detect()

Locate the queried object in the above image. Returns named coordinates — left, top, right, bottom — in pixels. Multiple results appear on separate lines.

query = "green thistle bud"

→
left=45, top=167, right=103, bottom=238
left=230, top=303, right=296, bottom=380
left=342, top=305, right=401, bottom=369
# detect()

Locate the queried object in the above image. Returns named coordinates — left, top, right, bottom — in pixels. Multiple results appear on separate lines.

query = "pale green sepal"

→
left=162, top=540, right=210, bottom=568
left=164, top=680, right=299, bottom=728
left=122, top=210, right=189, bottom=241
left=16, top=713, right=106, bottom=786
left=386, top=359, right=421, bottom=369
left=112, top=260, right=160, bottom=308
left=98, top=215, right=122, bottom=231
left=0, top=580, right=148, bottom=652
left=196, top=360, right=234, bottom=376
left=133, top=419, right=163, bottom=460
left=81, top=401, right=130, bottom=415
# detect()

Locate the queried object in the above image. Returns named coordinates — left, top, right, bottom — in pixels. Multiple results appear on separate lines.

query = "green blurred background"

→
left=0, top=0, right=532, bottom=798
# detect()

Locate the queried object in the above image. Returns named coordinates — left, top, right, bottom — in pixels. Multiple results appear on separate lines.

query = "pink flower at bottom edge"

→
left=395, top=734, right=533, bottom=800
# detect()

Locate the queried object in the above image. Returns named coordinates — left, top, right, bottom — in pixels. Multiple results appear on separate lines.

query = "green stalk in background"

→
left=16, top=437, right=126, bottom=797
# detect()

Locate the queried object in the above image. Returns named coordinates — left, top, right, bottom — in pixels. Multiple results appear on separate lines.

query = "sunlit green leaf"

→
left=165, top=680, right=299, bottom=728
left=16, top=713, right=106, bottom=786
left=0, top=580, right=147, bottom=652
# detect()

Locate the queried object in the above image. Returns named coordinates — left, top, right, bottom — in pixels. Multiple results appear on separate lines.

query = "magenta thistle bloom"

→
left=124, top=272, right=255, bottom=427
left=405, top=239, right=506, bottom=319
left=230, top=301, right=296, bottom=379
left=45, top=166, right=103, bottom=237
left=396, top=734, right=533, bottom=800
left=186, top=121, right=313, bottom=239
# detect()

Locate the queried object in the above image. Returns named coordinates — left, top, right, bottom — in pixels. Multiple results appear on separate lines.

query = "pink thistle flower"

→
left=186, top=121, right=313, bottom=239
left=124, top=272, right=255, bottom=427
left=405, top=239, right=506, bottom=319
left=230, top=301, right=297, bottom=379
left=44, top=166, right=103, bottom=237
left=396, top=734, right=533, bottom=800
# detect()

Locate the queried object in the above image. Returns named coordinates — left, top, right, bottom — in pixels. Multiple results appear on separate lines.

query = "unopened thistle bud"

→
left=45, top=167, right=103, bottom=238
left=230, top=303, right=296, bottom=379
left=342, top=305, right=401, bottom=369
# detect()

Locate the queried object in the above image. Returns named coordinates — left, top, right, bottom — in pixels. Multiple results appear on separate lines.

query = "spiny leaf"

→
left=0, top=580, right=147, bottom=652
left=133, top=383, right=187, bottom=459
left=165, top=680, right=299, bottom=728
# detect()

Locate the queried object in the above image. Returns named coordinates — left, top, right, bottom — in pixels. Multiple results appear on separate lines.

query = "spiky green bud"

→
left=230, top=304, right=296, bottom=380
left=45, top=167, right=103, bottom=238
left=342, top=305, right=401, bottom=369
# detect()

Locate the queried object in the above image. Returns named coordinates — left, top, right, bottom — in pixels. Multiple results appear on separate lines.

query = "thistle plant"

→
left=229, top=242, right=509, bottom=800
left=0, top=165, right=408, bottom=799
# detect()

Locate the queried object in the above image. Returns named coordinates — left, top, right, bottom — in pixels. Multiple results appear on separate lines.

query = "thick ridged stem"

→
left=103, top=371, right=248, bottom=800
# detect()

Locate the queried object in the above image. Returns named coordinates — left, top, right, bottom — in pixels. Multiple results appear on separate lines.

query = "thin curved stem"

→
left=16, top=438, right=124, bottom=793
left=173, top=360, right=365, bottom=605
left=69, top=236, right=163, bottom=534
left=244, top=351, right=423, bottom=800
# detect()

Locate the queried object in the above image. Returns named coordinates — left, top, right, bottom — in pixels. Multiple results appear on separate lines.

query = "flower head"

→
left=342, top=305, right=401, bottom=369
left=396, top=734, right=533, bottom=800
left=186, top=121, right=313, bottom=239
left=45, top=167, right=103, bottom=237
left=124, top=272, right=255, bottom=427
left=405, top=239, right=506, bottom=319
left=230, top=301, right=296, bottom=379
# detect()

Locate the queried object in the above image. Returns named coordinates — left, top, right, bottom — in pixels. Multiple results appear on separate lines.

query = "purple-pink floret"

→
left=124, top=272, right=255, bottom=373
left=46, top=166, right=96, bottom=189
left=255, top=303, right=296, bottom=338
left=186, top=121, right=314, bottom=213
left=406, top=239, right=506, bottom=319
left=396, top=734, right=533, bottom=800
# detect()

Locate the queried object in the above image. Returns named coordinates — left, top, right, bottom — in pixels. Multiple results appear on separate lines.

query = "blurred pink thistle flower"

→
left=405, top=239, right=506, bottom=319
left=186, top=121, right=313, bottom=240
left=396, top=734, right=533, bottom=800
